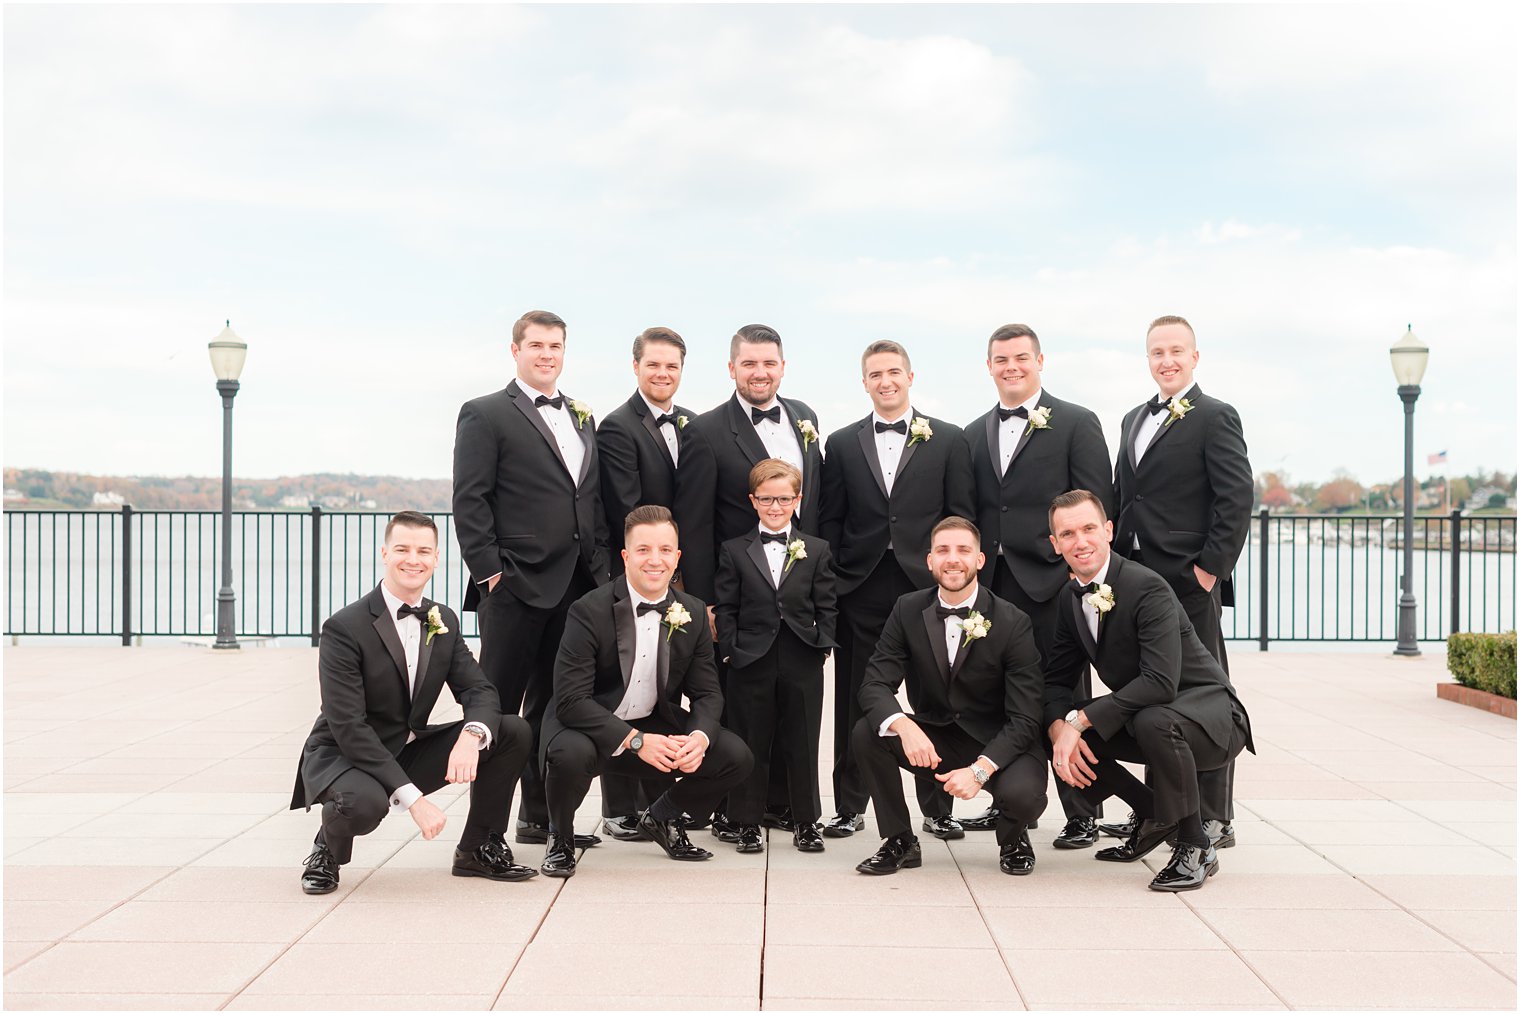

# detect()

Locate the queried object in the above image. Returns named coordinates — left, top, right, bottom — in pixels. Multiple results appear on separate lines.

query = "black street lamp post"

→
left=208, top=322, right=248, bottom=650
left=1389, top=325, right=1430, bottom=657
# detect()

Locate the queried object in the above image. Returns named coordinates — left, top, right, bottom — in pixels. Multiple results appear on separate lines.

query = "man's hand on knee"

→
left=890, top=717, right=940, bottom=769
left=446, top=730, right=482, bottom=784
left=409, top=797, right=447, bottom=840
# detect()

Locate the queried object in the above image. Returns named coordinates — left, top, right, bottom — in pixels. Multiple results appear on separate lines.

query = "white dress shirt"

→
left=746, top=395, right=805, bottom=471
left=997, top=389, right=1044, bottom=476
left=614, top=581, right=665, bottom=725
left=534, top=388, right=587, bottom=481
left=1079, top=557, right=1113, bottom=643
left=641, top=392, right=680, bottom=468
left=758, top=523, right=791, bottom=587
left=872, top=408, right=910, bottom=496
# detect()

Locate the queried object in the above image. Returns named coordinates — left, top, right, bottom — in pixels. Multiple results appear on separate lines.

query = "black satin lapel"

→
left=509, top=382, right=572, bottom=476
left=613, top=589, right=637, bottom=686
left=574, top=405, right=595, bottom=486
left=746, top=536, right=776, bottom=590
left=857, top=422, right=888, bottom=499
left=1004, top=410, right=1039, bottom=474
left=640, top=405, right=678, bottom=473
left=1139, top=384, right=1198, bottom=466
left=1072, top=589, right=1098, bottom=662
left=921, top=600, right=951, bottom=686
left=897, top=415, right=923, bottom=480
left=1125, top=406, right=1144, bottom=473
left=948, top=587, right=991, bottom=681
left=656, top=617, right=671, bottom=696
left=777, top=540, right=802, bottom=591
left=983, top=411, right=1001, bottom=480
left=729, top=398, right=769, bottom=465
left=372, top=612, right=410, bottom=697
left=413, top=604, right=435, bottom=701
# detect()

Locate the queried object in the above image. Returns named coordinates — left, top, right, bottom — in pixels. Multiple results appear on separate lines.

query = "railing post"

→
left=1258, top=508, right=1270, bottom=652
left=121, top=504, right=133, bottom=646
left=310, top=504, right=322, bottom=647
left=1450, top=508, right=1463, bottom=636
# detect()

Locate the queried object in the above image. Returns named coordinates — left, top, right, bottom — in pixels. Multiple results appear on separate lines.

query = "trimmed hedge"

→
left=1447, top=631, right=1517, bottom=699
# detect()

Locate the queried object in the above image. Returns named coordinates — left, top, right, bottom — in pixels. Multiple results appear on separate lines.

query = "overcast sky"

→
left=4, top=4, right=1515, bottom=487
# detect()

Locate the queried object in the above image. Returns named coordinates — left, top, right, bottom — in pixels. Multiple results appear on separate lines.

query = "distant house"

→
left=3, top=488, right=26, bottom=503
left=92, top=491, right=125, bottom=507
left=1466, top=486, right=1515, bottom=511
left=279, top=494, right=311, bottom=509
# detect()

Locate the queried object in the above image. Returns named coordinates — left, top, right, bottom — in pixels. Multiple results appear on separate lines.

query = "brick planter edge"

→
left=1436, top=682, right=1517, bottom=719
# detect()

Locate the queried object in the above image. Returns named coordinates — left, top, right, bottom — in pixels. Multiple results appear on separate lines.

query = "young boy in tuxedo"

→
left=714, top=459, right=839, bottom=853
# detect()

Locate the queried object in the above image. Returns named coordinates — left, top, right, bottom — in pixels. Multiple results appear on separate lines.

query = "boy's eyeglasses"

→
left=752, top=495, right=798, bottom=507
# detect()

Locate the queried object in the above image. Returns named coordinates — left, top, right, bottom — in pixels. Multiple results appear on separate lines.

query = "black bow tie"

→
left=396, top=602, right=429, bottom=621
left=760, top=530, right=789, bottom=544
left=534, top=394, right=565, bottom=410
left=636, top=597, right=672, bottom=617
left=655, top=412, right=679, bottom=428
left=751, top=405, right=781, bottom=425
left=1145, top=397, right=1168, bottom=416
left=875, top=420, right=907, bottom=435
left=1080, top=581, right=1101, bottom=595
left=997, top=405, right=1029, bottom=421
left=936, top=605, right=971, bottom=620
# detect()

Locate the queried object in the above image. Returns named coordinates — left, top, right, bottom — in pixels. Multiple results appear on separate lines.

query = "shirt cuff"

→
left=975, top=755, right=998, bottom=772
left=479, top=573, right=501, bottom=586
left=463, top=721, right=491, bottom=750
left=389, top=782, right=423, bottom=813
left=879, top=712, right=906, bottom=737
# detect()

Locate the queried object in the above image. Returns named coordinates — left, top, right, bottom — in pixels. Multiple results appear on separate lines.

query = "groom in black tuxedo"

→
left=1043, top=490, right=1254, bottom=892
left=291, top=511, right=537, bottom=893
left=818, top=340, right=974, bottom=840
left=453, top=309, right=612, bottom=846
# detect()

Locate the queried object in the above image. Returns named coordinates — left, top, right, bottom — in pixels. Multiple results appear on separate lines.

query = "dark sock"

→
left=457, top=825, right=489, bottom=852
left=1175, top=812, right=1209, bottom=849
left=649, top=793, right=683, bottom=823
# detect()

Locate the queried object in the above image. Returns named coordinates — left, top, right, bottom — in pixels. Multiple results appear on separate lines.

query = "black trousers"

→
left=475, top=565, right=596, bottom=826
left=833, top=554, right=917, bottom=815
left=314, top=714, right=532, bottom=864
left=1075, top=705, right=1246, bottom=825
left=852, top=716, right=1047, bottom=848
left=727, top=628, right=826, bottom=825
left=992, top=558, right=1099, bottom=821
left=542, top=720, right=754, bottom=842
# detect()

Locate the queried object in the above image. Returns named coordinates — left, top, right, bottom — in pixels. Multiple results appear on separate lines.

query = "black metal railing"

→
left=5, top=507, right=1515, bottom=647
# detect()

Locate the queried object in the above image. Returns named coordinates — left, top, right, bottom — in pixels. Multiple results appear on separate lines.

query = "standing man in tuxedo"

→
left=1043, top=490, right=1254, bottom=892
left=963, top=323, right=1114, bottom=848
left=595, top=325, right=710, bottom=841
left=453, top=309, right=611, bottom=848
left=818, top=340, right=974, bottom=840
left=1106, top=315, right=1253, bottom=846
left=852, top=517, right=1048, bottom=876
left=539, top=505, right=754, bottom=876
left=292, top=511, right=538, bottom=893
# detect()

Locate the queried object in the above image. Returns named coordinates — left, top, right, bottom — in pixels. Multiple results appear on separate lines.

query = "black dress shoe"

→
left=1097, top=810, right=1137, bottom=838
left=793, top=823, right=825, bottom=852
left=709, top=812, right=741, bottom=844
left=452, top=833, right=538, bottom=882
left=735, top=825, right=764, bottom=854
left=301, top=843, right=339, bottom=895
left=540, top=835, right=578, bottom=878
left=856, top=833, right=923, bottom=875
left=600, top=815, right=645, bottom=842
left=1149, top=843, right=1219, bottom=892
left=514, top=821, right=602, bottom=849
left=1205, top=819, right=1236, bottom=849
left=921, top=815, right=965, bottom=840
left=1052, top=817, right=1099, bottom=850
left=998, top=830, right=1036, bottom=876
left=677, top=812, right=712, bottom=831
left=1094, top=819, right=1175, bottom=863
left=761, top=806, right=796, bottom=832
left=821, top=812, right=864, bottom=838
left=639, top=811, right=714, bottom=862
left=959, top=806, right=1000, bottom=832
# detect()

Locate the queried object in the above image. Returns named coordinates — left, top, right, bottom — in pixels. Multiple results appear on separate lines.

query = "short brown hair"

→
left=987, top=323, right=1041, bottom=357
left=624, top=503, right=678, bottom=540
left=633, top=326, right=687, bottom=362
left=1047, top=489, right=1108, bottom=530
left=1147, top=315, right=1195, bottom=340
left=861, top=339, right=911, bottom=374
left=385, top=510, right=438, bottom=543
left=748, top=458, right=802, bottom=494
left=511, top=310, right=567, bottom=346
left=730, top=323, right=783, bottom=363
left=930, top=515, right=980, bottom=545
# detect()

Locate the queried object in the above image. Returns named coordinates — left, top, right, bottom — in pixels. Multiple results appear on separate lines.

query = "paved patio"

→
left=2, top=644, right=1515, bottom=1010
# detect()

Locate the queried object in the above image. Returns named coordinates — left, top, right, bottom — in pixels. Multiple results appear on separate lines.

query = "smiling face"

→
left=729, top=340, right=785, bottom=407
left=1146, top=322, right=1200, bottom=398
left=635, top=339, right=683, bottom=410
left=987, top=336, right=1044, bottom=407
left=380, top=522, right=438, bottom=602
left=1049, top=500, right=1113, bottom=583
left=512, top=321, right=566, bottom=395
left=862, top=350, right=913, bottom=419
left=927, top=526, right=985, bottom=597
left=749, top=475, right=800, bottom=532
left=621, top=520, right=681, bottom=601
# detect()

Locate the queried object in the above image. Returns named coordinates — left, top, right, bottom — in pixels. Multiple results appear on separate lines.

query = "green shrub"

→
left=1447, top=631, right=1517, bottom=699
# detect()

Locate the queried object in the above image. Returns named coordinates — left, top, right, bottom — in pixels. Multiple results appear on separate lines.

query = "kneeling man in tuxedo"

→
left=539, top=504, right=754, bottom=876
left=853, top=516, right=1049, bottom=876
left=292, top=511, right=537, bottom=894
left=1043, top=490, right=1254, bottom=892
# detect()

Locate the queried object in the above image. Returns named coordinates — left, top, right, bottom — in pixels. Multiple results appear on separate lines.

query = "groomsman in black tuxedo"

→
left=1105, top=315, right=1253, bottom=846
left=962, top=323, right=1114, bottom=848
left=1044, top=490, right=1254, bottom=892
left=292, top=512, right=537, bottom=893
left=453, top=309, right=611, bottom=847
left=595, top=326, right=710, bottom=841
left=853, top=516, right=1049, bottom=876
left=539, top=505, right=754, bottom=876
left=818, top=340, right=974, bottom=840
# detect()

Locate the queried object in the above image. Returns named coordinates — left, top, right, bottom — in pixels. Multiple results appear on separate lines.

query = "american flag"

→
left=1428, top=450, right=1448, bottom=465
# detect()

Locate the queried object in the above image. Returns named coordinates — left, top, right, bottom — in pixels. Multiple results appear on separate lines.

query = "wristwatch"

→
left=971, top=764, right=991, bottom=787
left=463, top=726, right=486, bottom=740
left=628, top=730, right=644, bottom=753
left=1064, top=709, right=1088, bottom=733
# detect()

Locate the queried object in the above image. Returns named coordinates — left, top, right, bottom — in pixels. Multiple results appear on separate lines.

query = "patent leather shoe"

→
left=1094, top=819, right=1174, bottom=863
left=540, top=835, right=578, bottom=878
left=301, top=843, right=339, bottom=895
left=1052, top=817, right=1099, bottom=850
left=709, top=812, right=741, bottom=843
left=1149, top=843, right=1219, bottom=891
left=677, top=812, right=712, bottom=831
left=600, top=815, right=645, bottom=841
left=821, top=812, right=864, bottom=838
left=959, top=806, right=1000, bottom=831
left=639, top=811, right=714, bottom=861
left=1097, top=810, right=1137, bottom=838
left=515, top=820, right=601, bottom=849
left=734, top=825, right=764, bottom=853
left=855, top=833, right=922, bottom=875
left=452, top=832, right=538, bottom=882
left=793, top=823, right=825, bottom=852
left=921, top=815, right=965, bottom=840
left=761, top=806, right=796, bottom=832
left=998, top=830, right=1036, bottom=875
left=1205, top=819, right=1236, bottom=849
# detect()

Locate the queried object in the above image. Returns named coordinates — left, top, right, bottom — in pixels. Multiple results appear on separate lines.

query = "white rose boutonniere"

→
left=663, top=600, right=692, bottom=641
left=568, top=400, right=593, bottom=428
left=677, top=414, right=689, bottom=430
left=796, top=418, right=818, bottom=451
left=784, top=538, right=807, bottom=572
left=908, top=416, right=933, bottom=446
left=1164, top=396, right=1194, bottom=427
left=1084, top=583, right=1116, bottom=618
left=424, top=605, right=448, bottom=645
left=1025, top=406, right=1053, bottom=436
left=960, top=610, right=991, bottom=642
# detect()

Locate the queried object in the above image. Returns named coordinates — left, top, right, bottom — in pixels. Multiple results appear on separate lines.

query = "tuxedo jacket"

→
left=858, top=586, right=1045, bottom=770
left=818, top=411, right=975, bottom=596
left=290, top=588, right=501, bottom=809
left=1043, top=554, right=1254, bottom=754
left=714, top=529, right=839, bottom=669
left=1112, top=384, right=1253, bottom=604
left=966, top=391, right=1115, bottom=603
left=452, top=379, right=611, bottom=611
left=596, top=392, right=713, bottom=582
left=550, top=581, right=723, bottom=757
